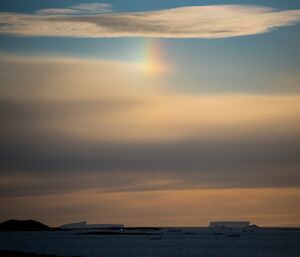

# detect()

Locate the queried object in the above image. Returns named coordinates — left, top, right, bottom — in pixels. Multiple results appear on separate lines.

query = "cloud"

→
left=0, top=56, right=300, bottom=196
left=0, top=55, right=299, bottom=227
left=1, top=131, right=300, bottom=195
left=37, top=3, right=113, bottom=15
left=0, top=5, right=299, bottom=38
left=1, top=56, right=300, bottom=142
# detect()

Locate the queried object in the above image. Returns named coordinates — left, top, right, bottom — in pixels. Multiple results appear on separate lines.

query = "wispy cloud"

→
left=37, top=3, right=113, bottom=15
left=0, top=5, right=299, bottom=38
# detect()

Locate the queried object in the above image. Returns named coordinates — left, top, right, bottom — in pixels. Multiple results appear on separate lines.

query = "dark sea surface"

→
left=0, top=228, right=300, bottom=257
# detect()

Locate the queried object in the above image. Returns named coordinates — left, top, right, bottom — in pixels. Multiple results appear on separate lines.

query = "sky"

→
left=0, top=0, right=300, bottom=227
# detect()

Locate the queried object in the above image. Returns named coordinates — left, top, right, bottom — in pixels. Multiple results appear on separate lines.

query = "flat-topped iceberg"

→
left=209, top=221, right=250, bottom=229
left=60, top=221, right=124, bottom=230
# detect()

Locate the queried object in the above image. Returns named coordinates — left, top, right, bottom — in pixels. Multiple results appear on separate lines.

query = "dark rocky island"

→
left=0, top=220, right=51, bottom=231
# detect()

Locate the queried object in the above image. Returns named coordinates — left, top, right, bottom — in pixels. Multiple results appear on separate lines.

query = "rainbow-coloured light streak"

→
left=142, top=38, right=170, bottom=75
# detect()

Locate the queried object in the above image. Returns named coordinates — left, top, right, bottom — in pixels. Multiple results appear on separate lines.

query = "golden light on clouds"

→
left=1, top=55, right=300, bottom=143
left=1, top=55, right=300, bottom=227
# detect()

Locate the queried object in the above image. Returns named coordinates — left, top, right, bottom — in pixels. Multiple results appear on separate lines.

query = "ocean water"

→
left=0, top=228, right=299, bottom=257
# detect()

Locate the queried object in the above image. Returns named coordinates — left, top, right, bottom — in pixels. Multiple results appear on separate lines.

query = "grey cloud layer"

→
left=1, top=134, right=300, bottom=197
left=1, top=98, right=300, bottom=197
left=0, top=5, right=300, bottom=38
